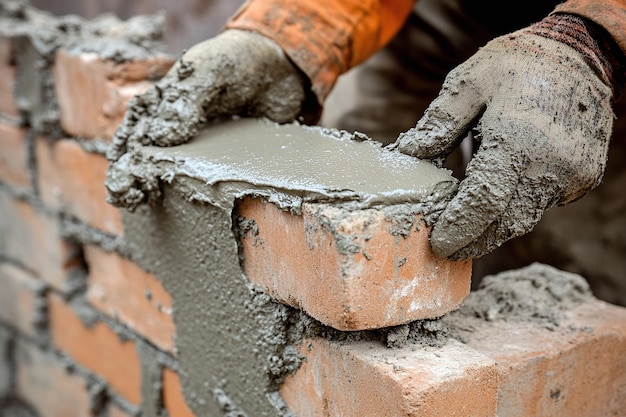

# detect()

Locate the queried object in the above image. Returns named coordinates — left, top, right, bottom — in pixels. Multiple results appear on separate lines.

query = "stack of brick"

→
left=0, top=3, right=193, bottom=416
left=1, top=2, right=626, bottom=417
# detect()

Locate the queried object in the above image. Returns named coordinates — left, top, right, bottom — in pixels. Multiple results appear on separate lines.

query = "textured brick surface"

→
left=0, top=121, right=30, bottom=190
left=15, top=340, right=91, bottom=417
left=462, top=299, right=626, bottom=417
left=281, top=337, right=498, bottom=417
left=237, top=197, right=472, bottom=330
left=85, top=245, right=175, bottom=352
left=0, top=263, right=45, bottom=337
left=36, top=138, right=123, bottom=235
left=0, top=38, right=19, bottom=118
left=0, top=193, right=79, bottom=291
left=162, top=367, right=195, bottom=417
left=53, top=49, right=173, bottom=140
left=49, top=293, right=142, bottom=405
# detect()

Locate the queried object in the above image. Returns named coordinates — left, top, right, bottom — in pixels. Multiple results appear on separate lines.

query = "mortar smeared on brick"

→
left=109, top=118, right=462, bottom=415
left=106, top=117, right=458, bottom=215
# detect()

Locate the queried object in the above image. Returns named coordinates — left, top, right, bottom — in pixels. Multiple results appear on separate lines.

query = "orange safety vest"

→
left=225, top=0, right=626, bottom=104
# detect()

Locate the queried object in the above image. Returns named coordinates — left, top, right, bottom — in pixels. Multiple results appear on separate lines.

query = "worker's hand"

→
left=107, top=29, right=306, bottom=162
left=396, top=15, right=621, bottom=260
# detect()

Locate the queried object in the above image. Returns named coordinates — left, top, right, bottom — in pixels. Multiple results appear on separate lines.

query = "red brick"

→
left=0, top=263, right=44, bottom=337
left=281, top=338, right=498, bottom=417
left=237, top=197, right=472, bottom=331
left=15, top=340, right=91, bottom=417
left=36, top=138, right=124, bottom=235
left=85, top=245, right=175, bottom=352
left=49, top=293, right=142, bottom=405
left=0, top=38, right=19, bottom=118
left=0, top=121, right=30, bottom=189
left=461, top=299, right=626, bottom=417
left=162, top=368, right=195, bottom=417
left=53, top=49, right=173, bottom=140
left=0, top=193, right=80, bottom=291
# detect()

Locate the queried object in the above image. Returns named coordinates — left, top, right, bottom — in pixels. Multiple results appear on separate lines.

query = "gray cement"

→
left=0, top=326, right=13, bottom=398
left=122, top=188, right=296, bottom=416
left=137, top=343, right=163, bottom=417
left=444, top=263, right=594, bottom=341
left=106, top=117, right=458, bottom=215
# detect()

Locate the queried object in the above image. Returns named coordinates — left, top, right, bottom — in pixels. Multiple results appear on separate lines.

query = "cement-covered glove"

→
left=107, top=29, right=307, bottom=162
left=396, top=13, right=625, bottom=260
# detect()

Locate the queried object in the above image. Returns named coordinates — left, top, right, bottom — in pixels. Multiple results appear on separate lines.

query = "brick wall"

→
left=0, top=3, right=181, bottom=416
left=1, top=3, right=626, bottom=417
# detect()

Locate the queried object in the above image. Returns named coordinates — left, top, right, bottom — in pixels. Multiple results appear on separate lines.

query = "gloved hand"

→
left=396, top=14, right=624, bottom=260
left=107, top=29, right=307, bottom=162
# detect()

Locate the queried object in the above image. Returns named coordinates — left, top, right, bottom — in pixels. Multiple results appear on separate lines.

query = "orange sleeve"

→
left=553, top=0, right=626, bottom=55
left=224, top=0, right=416, bottom=104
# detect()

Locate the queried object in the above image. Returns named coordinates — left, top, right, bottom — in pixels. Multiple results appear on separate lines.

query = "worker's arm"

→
left=224, top=0, right=415, bottom=103
left=395, top=3, right=626, bottom=260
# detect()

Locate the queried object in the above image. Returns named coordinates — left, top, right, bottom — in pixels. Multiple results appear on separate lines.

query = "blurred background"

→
left=30, top=0, right=246, bottom=54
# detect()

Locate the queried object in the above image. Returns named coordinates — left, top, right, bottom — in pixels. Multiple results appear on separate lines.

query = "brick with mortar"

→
left=459, top=299, right=626, bottom=417
left=53, top=49, right=173, bottom=140
left=237, top=197, right=472, bottom=331
left=0, top=37, right=19, bottom=118
left=281, top=337, right=498, bottom=417
left=48, top=293, right=142, bottom=405
left=0, top=193, right=80, bottom=292
left=36, top=137, right=124, bottom=235
left=0, top=262, right=45, bottom=337
left=15, top=340, right=91, bottom=417
left=85, top=245, right=175, bottom=352
left=0, top=121, right=30, bottom=190
left=162, top=367, right=195, bottom=417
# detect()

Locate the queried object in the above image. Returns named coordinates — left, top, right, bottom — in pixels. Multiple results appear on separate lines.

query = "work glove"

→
left=107, top=29, right=307, bottom=162
left=396, top=13, right=625, bottom=260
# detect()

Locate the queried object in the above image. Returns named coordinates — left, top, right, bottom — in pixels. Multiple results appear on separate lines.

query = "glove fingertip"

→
left=429, top=225, right=463, bottom=259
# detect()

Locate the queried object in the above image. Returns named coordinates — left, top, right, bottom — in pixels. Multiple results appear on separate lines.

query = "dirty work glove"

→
left=396, top=13, right=625, bottom=260
left=107, top=29, right=307, bottom=162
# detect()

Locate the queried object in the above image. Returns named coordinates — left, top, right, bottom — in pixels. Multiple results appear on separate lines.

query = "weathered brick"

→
left=0, top=121, right=30, bottom=189
left=36, top=138, right=124, bottom=235
left=0, top=37, right=19, bottom=118
left=461, top=299, right=626, bottom=417
left=281, top=337, right=498, bottom=417
left=85, top=245, right=175, bottom=352
left=0, top=263, right=45, bottom=337
left=0, top=193, right=80, bottom=291
left=53, top=49, right=173, bottom=140
left=15, top=340, right=91, bottom=417
left=49, top=293, right=142, bottom=405
left=237, top=197, right=472, bottom=331
left=162, top=367, right=195, bottom=417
